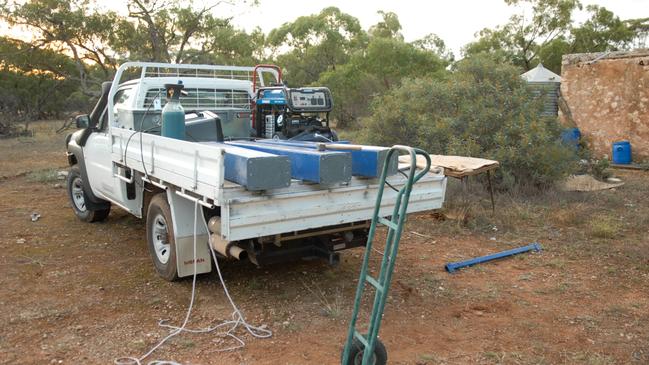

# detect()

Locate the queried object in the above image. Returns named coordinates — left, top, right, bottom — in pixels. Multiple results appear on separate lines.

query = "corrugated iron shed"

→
left=522, top=64, right=561, bottom=116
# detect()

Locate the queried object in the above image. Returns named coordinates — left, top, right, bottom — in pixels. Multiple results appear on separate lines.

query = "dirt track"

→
left=1, top=123, right=648, bottom=364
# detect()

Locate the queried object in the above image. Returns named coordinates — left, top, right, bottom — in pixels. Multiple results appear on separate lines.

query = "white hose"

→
left=116, top=200, right=271, bottom=365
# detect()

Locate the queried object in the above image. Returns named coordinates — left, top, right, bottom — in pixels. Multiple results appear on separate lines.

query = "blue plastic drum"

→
left=561, top=128, right=581, bottom=150
left=612, top=141, right=632, bottom=164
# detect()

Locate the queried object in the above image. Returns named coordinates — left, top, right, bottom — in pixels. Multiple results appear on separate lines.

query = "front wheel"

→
left=146, top=193, right=179, bottom=281
left=67, top=165, right=110, bottom=223
left=342, top=338, right=387, bottom=365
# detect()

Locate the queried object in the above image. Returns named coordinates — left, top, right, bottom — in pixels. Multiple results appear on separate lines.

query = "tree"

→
left=463, top=0, right=581, bottom=71
left=317, top=12, right=447, bottom=127
left=368, top=11, right=403, bottom=40
left=571, top=5, right=636, bottom=52
left=463, top=0, right=643, bottom=73
left=0, top=37, right=81, bottom=134
left=121, top=0, right=261, bottom=64
left=1, top=0, right=261, bottom=95
left=1, top=0, right=122, bottom=95
left=266, top=7, right=367, bottom=86
left=626, top=17, right=649, bottom=48
left=412, top=33, right=455, bottom=63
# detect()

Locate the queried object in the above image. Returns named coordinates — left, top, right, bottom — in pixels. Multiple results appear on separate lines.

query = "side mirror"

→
left=75, top=114, right=90, bottom=129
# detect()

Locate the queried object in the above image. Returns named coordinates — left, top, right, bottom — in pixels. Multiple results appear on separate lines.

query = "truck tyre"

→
left=341, top=338, right=387, bottom=365
left=67, top=165, right=110, bottom=223
left=146, top=194, right=179, bottom=281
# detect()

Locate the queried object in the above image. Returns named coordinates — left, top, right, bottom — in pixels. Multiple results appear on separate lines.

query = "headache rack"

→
left=138, top=64, right=281, bottom=89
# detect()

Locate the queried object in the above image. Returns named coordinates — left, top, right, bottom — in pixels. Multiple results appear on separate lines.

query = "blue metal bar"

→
left=226, top=141, right=352, bottom=184
left=445, top=243, right=542, bottom=273
left=253, top=139, right=397, bottom=178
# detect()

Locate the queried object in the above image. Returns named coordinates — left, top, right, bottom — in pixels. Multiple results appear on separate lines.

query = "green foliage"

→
left=0, top=37, right=83, bottom=134
left=316, top=12, right=448, bottom=128
left=412, top=33, right=455, bottom=64
left=588, top=215, right=619, bottom=239
left=26, top=168, right=60, bottom=183
left=463, top=0, right=581, bottom=72
left=463, top=0, right=641, bottom=73
left=362, top=55, right=578, bottom=189
left=0, top=0, right=262, bottom=96
left=368, top=11, right=403, bottom=40
left=571, top=5, right=636, bottom=52
left=267, top=7, right=366, bottom=86
left=591, top=158, right=612, bottom=181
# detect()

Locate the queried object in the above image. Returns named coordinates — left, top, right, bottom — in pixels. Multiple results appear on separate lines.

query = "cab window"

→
left=113, top=87, right=134, bottom=114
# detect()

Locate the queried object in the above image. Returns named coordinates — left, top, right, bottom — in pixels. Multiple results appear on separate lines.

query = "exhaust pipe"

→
left=208, top=217, right=247, bottom=260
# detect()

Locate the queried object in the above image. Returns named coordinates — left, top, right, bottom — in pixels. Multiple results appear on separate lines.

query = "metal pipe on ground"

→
left=445, top=243, right=542, bottom=273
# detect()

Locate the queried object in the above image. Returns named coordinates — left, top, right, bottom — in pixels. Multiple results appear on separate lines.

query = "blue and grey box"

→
left=204, top=143, right=291, bottom=191
left=226, top=141, right=352, bottom=185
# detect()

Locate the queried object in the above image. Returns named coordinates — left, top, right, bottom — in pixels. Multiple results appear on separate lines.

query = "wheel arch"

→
left=66, top=139, right=110, bottom=210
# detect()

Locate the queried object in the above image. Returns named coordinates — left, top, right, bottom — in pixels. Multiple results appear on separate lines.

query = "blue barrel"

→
left=561, top=128, right=581, bottom=149
left=612, top=141, right=632, bottom=164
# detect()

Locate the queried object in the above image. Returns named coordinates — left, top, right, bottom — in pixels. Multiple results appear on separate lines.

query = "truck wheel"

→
left=67, top=165, right=110, bottom=223
left=146, top=194, right=179, bottom=281
left=342, top=338, right=387, bottom=365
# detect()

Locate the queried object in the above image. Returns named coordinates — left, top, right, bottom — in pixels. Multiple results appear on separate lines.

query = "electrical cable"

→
left=122, top=89, right=163, bottom=180
left=115, top=199, right=271, bottom=365
left=114, top=200, right=201, bottom=365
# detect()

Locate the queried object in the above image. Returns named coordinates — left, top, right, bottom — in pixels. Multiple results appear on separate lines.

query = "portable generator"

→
left=254, top=86, right=338, bottom=142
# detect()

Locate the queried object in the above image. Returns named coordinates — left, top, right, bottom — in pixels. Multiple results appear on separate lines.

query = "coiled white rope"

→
left=115, top=200, right=271, bottom=365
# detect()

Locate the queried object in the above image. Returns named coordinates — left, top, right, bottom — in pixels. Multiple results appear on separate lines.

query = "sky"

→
left=222, top=0, right=649, bottom=56
left=3, top=0, right=648, bottom=56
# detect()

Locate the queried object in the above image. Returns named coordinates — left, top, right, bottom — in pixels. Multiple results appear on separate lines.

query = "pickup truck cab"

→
left=65, top=62, right=447, bottom=281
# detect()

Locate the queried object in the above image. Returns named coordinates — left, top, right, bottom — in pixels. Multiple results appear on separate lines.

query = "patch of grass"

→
left=570, top=352, right=615, bottom=365
left=588, top=216, right=620, bottom=239
left=245, top=277, right=262, bottom=291
left=571, top=315, right=598, bottom=330
left=518, top=273, right=533, bottom=281
left=302, top=280, right=344, bottom=319
left=26, top=168, right=60, bottom=183
left=605, top=304, right=631, bottom=319
left=555, top=281, right=570, bottom=294
left=418, top=353, right=440, bottom=362
left=552, top=205, right=586, bottom=226
left=545, top=258, right=567, bottom=269
left=285, top=321, right=303, bottom=332
left=482, top=351, right=505, bottom=363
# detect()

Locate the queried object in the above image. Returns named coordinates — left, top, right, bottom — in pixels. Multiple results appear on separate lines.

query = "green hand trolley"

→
left=341, top=145, right=431, bottom=365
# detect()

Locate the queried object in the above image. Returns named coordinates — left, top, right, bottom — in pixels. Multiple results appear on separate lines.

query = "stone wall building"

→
left=560, top=50, right=649, bottom=161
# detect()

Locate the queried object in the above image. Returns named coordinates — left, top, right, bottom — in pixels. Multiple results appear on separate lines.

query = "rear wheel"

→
left=342, top=338, right=387, bottom=365
left=67, top=165, right=110, bottom=223
left=146, top=193, right=179, bottom=281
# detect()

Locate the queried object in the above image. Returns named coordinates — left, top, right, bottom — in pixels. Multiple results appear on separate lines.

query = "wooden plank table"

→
left=399, top=155, right=500, bottom=211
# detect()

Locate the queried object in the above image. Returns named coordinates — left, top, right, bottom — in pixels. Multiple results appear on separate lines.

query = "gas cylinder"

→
left=161, top=81, right=185, bottom=140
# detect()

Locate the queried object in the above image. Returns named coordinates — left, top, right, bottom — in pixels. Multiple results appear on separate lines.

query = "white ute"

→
left=65, top=62, right=447, bottom=281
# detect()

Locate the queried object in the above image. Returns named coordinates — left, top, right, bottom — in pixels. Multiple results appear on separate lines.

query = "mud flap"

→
left=166, top=190, right=212, bottom=277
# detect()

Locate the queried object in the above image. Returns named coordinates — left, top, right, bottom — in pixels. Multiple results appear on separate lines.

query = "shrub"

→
left=588, top=215, right=619, bottom=239
left=591, top=158, right=612, bottom=180
left=361, top=55, right=578, bottom=189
